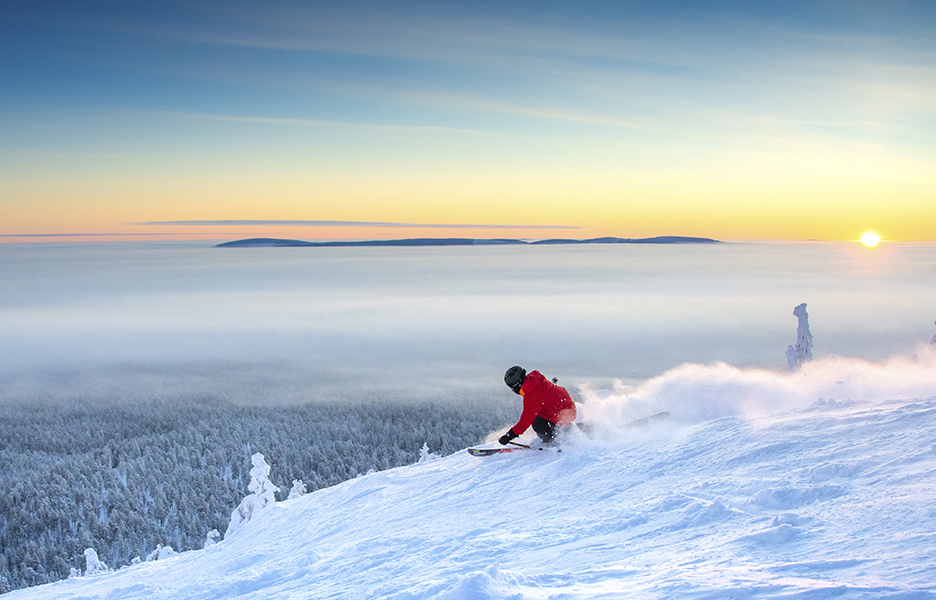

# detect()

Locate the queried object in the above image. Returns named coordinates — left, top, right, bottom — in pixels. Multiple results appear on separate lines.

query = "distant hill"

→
left=215, top=236, right=721, bottom=248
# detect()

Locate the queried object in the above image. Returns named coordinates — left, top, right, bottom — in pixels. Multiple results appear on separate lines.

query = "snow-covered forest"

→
left=0, top=395, right=515, bottom=592
left=6, top=355, right=936, bottom=599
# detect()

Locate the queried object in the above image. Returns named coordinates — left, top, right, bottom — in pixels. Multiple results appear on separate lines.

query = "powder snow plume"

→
left=577, top=344, right=936, bottom=434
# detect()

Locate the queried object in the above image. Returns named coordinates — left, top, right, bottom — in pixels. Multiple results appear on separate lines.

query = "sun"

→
left=860, top=231, right=881, bottom=248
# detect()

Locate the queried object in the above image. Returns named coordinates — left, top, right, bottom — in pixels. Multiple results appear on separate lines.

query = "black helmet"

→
left=504, top=366, right=527, bottom=394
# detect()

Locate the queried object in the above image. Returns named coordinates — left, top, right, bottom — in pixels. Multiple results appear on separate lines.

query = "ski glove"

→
left=498, top=429, right=519, bottom=445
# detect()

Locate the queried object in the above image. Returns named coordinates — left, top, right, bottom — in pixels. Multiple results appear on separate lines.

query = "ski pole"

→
left=508, top=441, right=531, bottom=449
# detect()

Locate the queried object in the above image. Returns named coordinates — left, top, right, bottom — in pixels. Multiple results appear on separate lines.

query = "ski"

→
left=467, top=444, right=562, bottom=457
left=467, top=446, right=521, bottom=457
left=468, top=412, right=669, bottom=457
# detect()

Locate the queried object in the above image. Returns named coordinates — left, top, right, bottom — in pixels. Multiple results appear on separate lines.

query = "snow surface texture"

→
left=9, top=347, right=936, bottom=599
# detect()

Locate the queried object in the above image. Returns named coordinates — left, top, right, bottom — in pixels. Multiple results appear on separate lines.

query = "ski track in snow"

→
left=8, top=394, right=936, bottom=599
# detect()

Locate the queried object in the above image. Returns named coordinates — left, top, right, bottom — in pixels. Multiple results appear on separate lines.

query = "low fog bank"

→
left=0, top=361, right=505, bottom=409
left=576, top=344, right=936, bottom=438
left=4, top=329, right=935, bottom=423
left=4, top=242, right=936, bottom=415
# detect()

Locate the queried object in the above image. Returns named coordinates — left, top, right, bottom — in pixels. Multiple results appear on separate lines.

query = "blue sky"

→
left=2, top=0, right=935, bottom=241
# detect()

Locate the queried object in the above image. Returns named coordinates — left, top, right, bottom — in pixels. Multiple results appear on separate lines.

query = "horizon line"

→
left=0, top=232, right=230, bottom=238
left=133, top=220, right=583, bottom=230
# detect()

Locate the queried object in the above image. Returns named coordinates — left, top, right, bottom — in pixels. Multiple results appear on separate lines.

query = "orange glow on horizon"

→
left=2, top=162, right=935, bottom=243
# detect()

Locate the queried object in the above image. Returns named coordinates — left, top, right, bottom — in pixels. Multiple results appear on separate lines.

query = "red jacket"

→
left=513, top=370, right=577, bottom=435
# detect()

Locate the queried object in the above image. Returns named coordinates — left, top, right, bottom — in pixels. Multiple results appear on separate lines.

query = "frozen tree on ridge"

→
left=418, top=442, right=440, bottom=463
left=786, top=303, right=814, bottom=371
left=287, top=479, right=307, bottom=500
left=83, top=548, right=109, bottom=576
left=204, top=530, right=221, bottom=548
left=226, top=453, right=280, bottom=539
left=145, top=545, right=177, bottom=561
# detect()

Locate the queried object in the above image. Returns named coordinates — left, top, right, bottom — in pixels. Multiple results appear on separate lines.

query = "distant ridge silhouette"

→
left=216, top=236, right=721, bottom=248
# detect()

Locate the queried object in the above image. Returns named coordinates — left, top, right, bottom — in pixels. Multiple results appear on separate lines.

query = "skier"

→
left=498, top=366, right=577, bottom=446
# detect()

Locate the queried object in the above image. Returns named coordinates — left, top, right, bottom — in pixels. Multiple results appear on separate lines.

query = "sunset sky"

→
left=2, top=0, right=935, bottom=242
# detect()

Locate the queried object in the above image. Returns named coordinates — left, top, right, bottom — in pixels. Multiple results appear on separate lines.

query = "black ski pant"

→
left=532, top=416, right=559, bottom=443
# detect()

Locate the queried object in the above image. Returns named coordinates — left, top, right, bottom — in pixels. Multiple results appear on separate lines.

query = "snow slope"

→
left=9, top=351, right=936, bottom=599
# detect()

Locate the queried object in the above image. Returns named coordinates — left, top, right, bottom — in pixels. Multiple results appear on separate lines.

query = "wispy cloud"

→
left=55, top=4, right=650, bottom=68
left=135, top=220, right=581, bottom=230
left=172, top=112, right=482, bottom=134
left=174, top=105, right=647, bottom=134
left=0, top=232, right=220, bottom=238
left=399, top=92, right=651, bottom=131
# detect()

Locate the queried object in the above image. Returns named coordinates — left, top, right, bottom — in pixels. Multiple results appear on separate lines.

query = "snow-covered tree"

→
left=287, top=480, right=307, bottom=500
left=225, top=453, right=280, bottom=539
left=145, top=544, right=177, bottom=561
left=786, top=303, right=814, bottom=371
left=930, top=320, right=936, bottom=345
left=204, top=529, right=221, bottom=548
left=418, top=442, right=440, bottom=463
left=83, top=548, right=109, bottom=576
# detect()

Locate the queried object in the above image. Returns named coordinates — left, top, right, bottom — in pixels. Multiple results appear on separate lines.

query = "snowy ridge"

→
left=9, top=349, right=936, bottom=599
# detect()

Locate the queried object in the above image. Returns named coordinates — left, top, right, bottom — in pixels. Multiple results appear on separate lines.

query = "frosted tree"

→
left=786, top=303, right=814, bottom=371
left=287, top=479, right=307, bottom=500
left=204, top=529, right=221, bottom=548
left=146, top=544, right=177, bottom=561
left=930, top=320, right=936, bottom=345
left=225, top=453, right=280, bottom=539
left=83, top=548, right=109, bottom=576
left=418, top=442, right=440, bottom=463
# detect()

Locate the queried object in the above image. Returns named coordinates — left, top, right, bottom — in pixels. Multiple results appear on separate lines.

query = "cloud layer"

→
left=135, top=220, right=580, bottom=230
